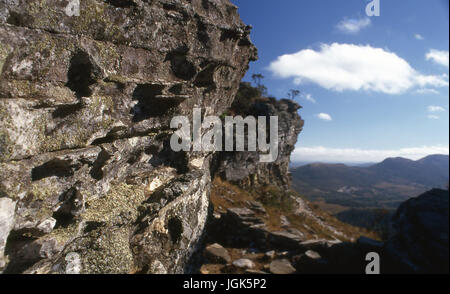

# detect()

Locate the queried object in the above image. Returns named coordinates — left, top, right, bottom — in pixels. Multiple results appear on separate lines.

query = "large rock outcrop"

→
left=215, top=97, right=304, bottom=189
left=385, top=188, right=449, bottom=273
left=0, top=0, right=256, bottom=273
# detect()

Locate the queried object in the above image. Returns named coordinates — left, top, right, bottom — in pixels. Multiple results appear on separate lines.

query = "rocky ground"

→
left=196, top=178, right=382, bottom=274
left=196, top=180, right=449, bottom=274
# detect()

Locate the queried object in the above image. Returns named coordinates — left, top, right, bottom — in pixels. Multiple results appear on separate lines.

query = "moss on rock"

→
left=82, top=183, right=146, bottom=224
left=81, top=226, right=134, bottom=274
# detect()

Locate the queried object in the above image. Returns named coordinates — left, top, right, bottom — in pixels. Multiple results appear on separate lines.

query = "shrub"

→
left=231, top=82, right=260, bottom=115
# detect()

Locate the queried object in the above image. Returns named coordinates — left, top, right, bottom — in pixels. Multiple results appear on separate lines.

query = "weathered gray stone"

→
left=0, top=197, right=15, bottom=271
left=280, top=215, right=290, bottom=228
left=232, top=258, right=255, bottom=269
left=269, top=259, right=296, bottom=274
left=227, top=207, right=266, bottom=229
left=4, top=236, right=62, bottom=273
left=247, top=201, right=267, bottom=215
left=305, top=250, right=321, bottom=260
left=204, top=243, right=231, bottom=264
left=36, top=218, right=57, bottom=235
left=0, top=0, right=256, bottom=273
left=268, top=231, right=304, bottom=250
left=65, top=252, right=82, bottom=274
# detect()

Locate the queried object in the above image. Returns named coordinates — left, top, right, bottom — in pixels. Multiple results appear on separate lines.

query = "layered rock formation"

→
left=0, top=0, right=256, bottom=273
left=214, top=97, right=304, bottom=189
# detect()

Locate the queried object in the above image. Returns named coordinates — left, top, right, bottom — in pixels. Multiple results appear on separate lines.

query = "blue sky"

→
left=232, top=0, right=449, bottom=163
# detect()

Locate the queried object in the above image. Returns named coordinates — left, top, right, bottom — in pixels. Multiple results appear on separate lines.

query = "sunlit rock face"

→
left=214, top=98, right=304, bottom=190
left=0, top=0, right=256, bottom=273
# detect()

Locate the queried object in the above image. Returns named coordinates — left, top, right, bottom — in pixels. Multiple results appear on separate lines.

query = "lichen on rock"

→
left=0, top=0, right=256, bottom=273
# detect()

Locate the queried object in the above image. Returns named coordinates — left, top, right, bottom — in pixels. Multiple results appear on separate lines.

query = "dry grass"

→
left=306, top=198, right=380, bottom=240
left=313, top=200, right=349, bottom=215
left=203, top=178, right=381, bottom=274
left=210, top=178, right=255, bottom=213
left=210, top=177, right=380, bottom=241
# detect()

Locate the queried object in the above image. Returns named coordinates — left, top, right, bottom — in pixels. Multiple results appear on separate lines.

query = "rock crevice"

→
left=0, top=0, right=256, bottom=273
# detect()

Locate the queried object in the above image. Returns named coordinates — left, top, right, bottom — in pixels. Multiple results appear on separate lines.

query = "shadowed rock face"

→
left=0, top=0, right=256, bottom=273
left=385, top=189, right=449, bottom=273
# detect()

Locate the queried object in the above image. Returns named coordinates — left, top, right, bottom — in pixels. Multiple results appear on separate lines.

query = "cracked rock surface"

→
left=0, top=0, right=256, bottom=273
left=215, top=98, right=304, bottom=189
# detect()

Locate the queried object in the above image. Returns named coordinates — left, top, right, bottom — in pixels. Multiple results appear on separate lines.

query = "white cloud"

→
left=291, top=145, right=449, bottom=163
left=336, top=18, right=371, bottom=34
left=268, top=43, right=449, bottom=94
left=428, top=105, right=446, bottom=112
left=303, top=93, right=316, bottom=103
left=426, top=49, right=449, bottom=67
left=428, top=114, right=440, bottom=120
left=316, top=113, right=332, bottom=121
left=416, top=88, right=440, bottom=95
left=414, top=34, right=424, bottom=40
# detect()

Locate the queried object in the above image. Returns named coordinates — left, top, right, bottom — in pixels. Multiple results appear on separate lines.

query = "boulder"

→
left=226, top=207, right=266, bottom=229
left=204, top=243, right=231, bottom=264
left=269, top=259, right=296, bottom=274
left=268, top=231, right=303, bottom=250
left=305, top=250, right=321, bottom=260
left=232, top=258, right=255, bottom=269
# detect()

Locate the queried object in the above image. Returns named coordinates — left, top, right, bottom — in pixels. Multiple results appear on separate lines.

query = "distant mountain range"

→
left=290, top=161, right=376, bottom=168
left=290, top=154, right=449, bottom=211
